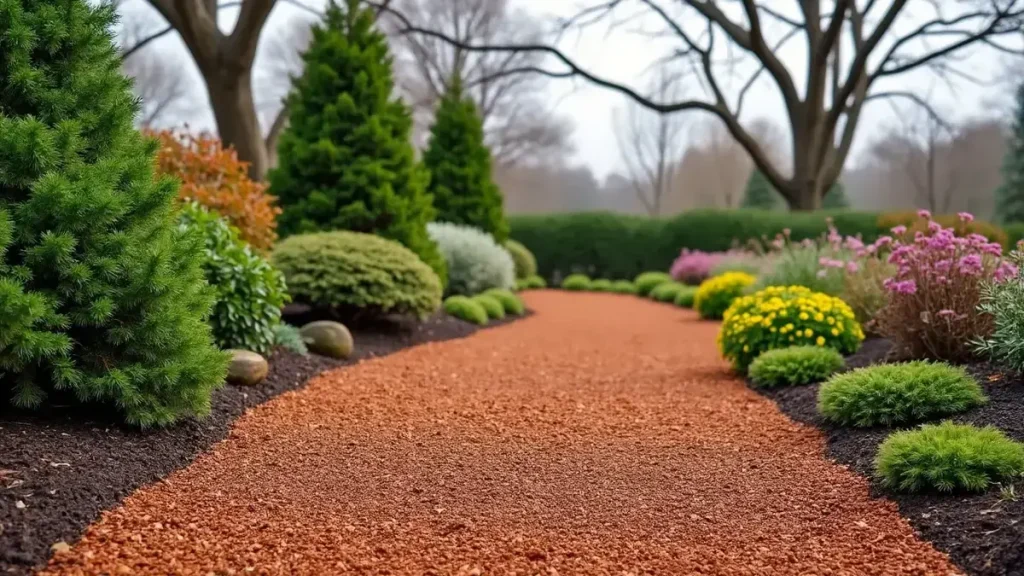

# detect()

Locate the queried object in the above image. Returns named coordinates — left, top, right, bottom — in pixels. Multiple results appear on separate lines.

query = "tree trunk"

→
left=206, top=70, right=268, bottom=181
left=790, top=182, right=822, bottom=211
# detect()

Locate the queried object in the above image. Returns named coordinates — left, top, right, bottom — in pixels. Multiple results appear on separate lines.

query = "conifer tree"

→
left=270, top=0, right=446, bottom=283
left=822, top=181, right=850, bottom=209
left=996, top=81, right=1024, bottom=223
left=423, top=78, right=509, bottom=241
left=741, top=170, right=784, bottom=210
left=0, top=0, right=227, bottom=426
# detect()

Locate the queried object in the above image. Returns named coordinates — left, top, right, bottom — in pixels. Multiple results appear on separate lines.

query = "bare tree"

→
left=883, top=105, right=959, bottom=213
left=119, top=9, right=193, bottom=128
left=373, top=0, right=1024, bottom=210
left=615, top=72, right=687, bottom=216
left=383, top=0, right=573, bottom=166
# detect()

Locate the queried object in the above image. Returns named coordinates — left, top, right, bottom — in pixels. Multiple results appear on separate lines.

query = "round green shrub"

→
left=504, top=240, right=537, bottom=279
left=179, top=203, right=288, bottom=355
left=273, top=324, right=308, bottom=355
left=634, top=271, right=672, bottom=296
left=427, top=222, right=515, bottom=296
left=610, top=280, right=638, bottom=294
left=590, top=279, right=613, bottom=292
left=749, top=346, right=844, bottom=388
left=443, top=295, right=488, bottom=325
left=483, top=288, right=525, bottom=315
left=0, top=0, right=228, bottom=426
left=561, top=274, right=592, bottom=291
left=516, top=275, right=547, bottom=291
left=473, top=294, right=506, bottom=320
left=273, top=231, right=442, bottom=319
left=674, top=286, right=698, bottom=308
left=818, top=362, right=986, bottom=427
left=876, top=421, right=1024, bottom=493
left=650, top=281, right=686, bottom=303
left=718, top=285, right=864, bottom=371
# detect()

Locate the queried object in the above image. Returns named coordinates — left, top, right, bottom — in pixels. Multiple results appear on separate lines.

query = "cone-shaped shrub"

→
left=269, top=0, right=445, bottom=284
left=0, top=0, right=228, bottom=426
left=424, top=79, right=509, bottom=242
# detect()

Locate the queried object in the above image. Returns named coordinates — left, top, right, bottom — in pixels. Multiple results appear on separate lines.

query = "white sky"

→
left=127, top=0, right=1021, bottom=180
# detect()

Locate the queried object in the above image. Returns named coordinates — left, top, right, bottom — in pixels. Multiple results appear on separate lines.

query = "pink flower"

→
left=958, top=212, right=975, bottom=223
left=995, top=262, right=1019, bottom=282
left=958, top=254, right=983, bottom=276
left=884, top=278, right=918, bottom=295
left=936, top=309, right=957, bottom=318
left=846, top=261, right=860, bottom=273
left=891, top=226, right=907, bottom=235
left=927, top=220, right=942, bottom=233
left=918, top=209, right=932, bottom=219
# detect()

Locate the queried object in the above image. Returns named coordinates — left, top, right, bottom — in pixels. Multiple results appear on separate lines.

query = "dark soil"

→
left=757, top=338, right=1024, bottom=576
left=0, top=311, right=524, bottom=575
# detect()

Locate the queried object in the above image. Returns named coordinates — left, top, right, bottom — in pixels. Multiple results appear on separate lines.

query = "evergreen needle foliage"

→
left=748, top=346, right=844, bottom=388
left=424, top=79, right=509, bottom=242
left=269, top=0, right=445, bottom=285
left=0, top=0, right=228, bottom=426
left=996, top=81, right=1024, bottom=224
left=741, top=170, right=848, bottom=210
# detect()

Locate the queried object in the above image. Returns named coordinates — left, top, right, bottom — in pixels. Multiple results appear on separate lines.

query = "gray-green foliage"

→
left=427, top=222, right=515, bottom=296
left=273, top=231, right=442, bottom=319
left=756, top=244, right=844, bottom=296
left=749, top=346, right=844, bottom=388
left=818, top=362, right=986, bottom=427
left=975, top=251, right=1024, bottom=370
left=876, top=422, right=1024, bottom=493
left=443, top=295, right=488, bottom=325
left=273, top=324, right=308, bottom=355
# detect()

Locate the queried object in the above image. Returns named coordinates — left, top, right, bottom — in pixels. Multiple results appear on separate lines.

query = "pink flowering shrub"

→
left=815, top=222, right=896, bottom=334
left=670, top=249, right=722, bottom=285
left=875, top=211, right=1017, bottom=361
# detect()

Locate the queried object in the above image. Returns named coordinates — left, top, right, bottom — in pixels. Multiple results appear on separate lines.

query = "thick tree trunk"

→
left=206, top=70, right=268, bottom=181
left=789, top=182, right=822, bottom=211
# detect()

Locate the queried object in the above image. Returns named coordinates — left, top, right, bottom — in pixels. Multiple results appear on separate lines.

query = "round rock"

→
left=300, top=320, right=354, bottom=359
left=226, top=350, right=269, bottom=386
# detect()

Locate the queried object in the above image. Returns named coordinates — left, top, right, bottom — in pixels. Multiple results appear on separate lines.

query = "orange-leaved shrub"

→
left=151, top=130, right=280, bottom=251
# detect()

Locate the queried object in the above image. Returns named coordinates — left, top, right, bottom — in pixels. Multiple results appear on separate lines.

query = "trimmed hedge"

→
left=509, top=210, right=882, bottom=282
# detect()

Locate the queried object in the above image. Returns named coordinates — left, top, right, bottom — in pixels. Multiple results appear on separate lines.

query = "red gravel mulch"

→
left=40, top=292, right=957, bottom=575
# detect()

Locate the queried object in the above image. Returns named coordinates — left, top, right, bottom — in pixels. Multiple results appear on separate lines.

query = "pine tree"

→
left=996, top=81, right=1024, bottom=223
left=741, top=170, right=784, bottom=210
left=423, top=79, right=509, bottom=242
left=0, top=0, right=228, bottom=426
left=822, top=180, right=850, bottom=209
left=270, top=0, right=446, bottom=283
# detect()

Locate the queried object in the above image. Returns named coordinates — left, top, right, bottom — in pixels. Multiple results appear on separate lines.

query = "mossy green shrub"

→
left=674, top=286, right=698, bottom=308
left=273, top=324, right=308, bottom=355
left=179, top=203, right=288, bottom=355
left=483, top=289, right=525, bottom=316
left=650, top=281, right=687, bottom=303
left=718, top=285, right=864, bottom=372
left=504, top=239, right=537, bottom=280
left=590, top=279, right=613, bottom=292
left=695, top=272, right=757, bottom=321
left=473, top=294, right=505, bottom=320
left=273, top=231, right=442, bottom=319
left=611, top=280, right=638, bottom=294
left=818, top=362, right=986, bottom=427
left=748, top=346, right=844, bottom=388
left=634, top=271, right=673, bottom=296
left=516, top=275, right=547, bottom=291
left=0, top=0, right=228, bottom=426
left=561, top=274, right=592, bottom=291
left=876, top=422, right=1024, bottom=493
left=427, top=222, right=514, bottom=296
left=443, top=295, right=487, bottom=325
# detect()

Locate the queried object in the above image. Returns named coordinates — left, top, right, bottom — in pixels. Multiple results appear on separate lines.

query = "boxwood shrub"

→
left=273, top=231, right=442, bottom=319
left=504, top=239, right=537, bottom=279
left=818, top=362, right=985, bottom=427
left=443, top=295, right=487, bottom=325
left=634, top=271, right=673, bottom=296
left=611, top=280, right=638, bottom=294
left=876, top=422, right=1024, bottom=493
left=561, top=274, right=592, bottom=291
left=650, top=281, right=687, bottom=303
left=590, top=279, right=614, bottom=292
left=748, top=346, right=844, bottom=388
left=674, top=286, right=698, bottom=308
left=483, top=289, right=525, bottom=315
left=473, top=294, right=505, bottom=320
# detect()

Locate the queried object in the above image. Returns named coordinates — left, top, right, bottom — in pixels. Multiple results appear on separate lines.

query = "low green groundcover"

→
left=443, top=295, right=488, bottom=325
left=749, top=346, right=844, bottom=388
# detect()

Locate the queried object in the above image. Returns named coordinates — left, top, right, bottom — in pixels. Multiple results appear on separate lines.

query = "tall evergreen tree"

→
left=0, top=0, right=227, bottom=426
left=423, top=79, right=509, bottom=241
left=741, top=170, right=784, bottom=210
left=270, top=0, right=446, bottom=283
left=996, top=81, right=1024, bottom=223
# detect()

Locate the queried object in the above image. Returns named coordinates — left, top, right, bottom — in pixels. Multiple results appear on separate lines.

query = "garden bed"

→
left=0, top=312, right=526, bottom=575
left=757, top=339, right=1024, bottom=576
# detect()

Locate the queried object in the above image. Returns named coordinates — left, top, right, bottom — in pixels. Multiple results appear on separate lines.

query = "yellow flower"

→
left=816, top=336, right=826, bottom=346
left=804, top=328, right=813, bottom=337
left=814, top=313, right=824, bottom=322
left=831, top=328, right=840, bottom=336
left=799, top=312, right=809, bottom=321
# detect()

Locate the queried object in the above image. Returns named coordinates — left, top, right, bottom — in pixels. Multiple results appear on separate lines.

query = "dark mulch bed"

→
left=757, top=338, right=1024, bottom=576
left=0, top=310, right=526, bottom=575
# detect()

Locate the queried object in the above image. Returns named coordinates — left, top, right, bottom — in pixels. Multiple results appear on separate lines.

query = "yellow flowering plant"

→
left=718, top=285, right=865, bottom=372
left=694, top=272, right=757, bottom=319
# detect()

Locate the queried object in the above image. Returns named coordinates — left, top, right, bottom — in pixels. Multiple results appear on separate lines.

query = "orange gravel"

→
left=41, top=292, right=959, bottom=576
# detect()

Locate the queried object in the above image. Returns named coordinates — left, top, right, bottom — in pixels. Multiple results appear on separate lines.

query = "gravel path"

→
left=41, top=292, right=958, bottom=575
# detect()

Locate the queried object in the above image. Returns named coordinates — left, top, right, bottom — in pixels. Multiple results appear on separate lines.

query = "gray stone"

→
left=299, top=320, right=354, bottom=359
left=226, top=350, right=269, bottom=386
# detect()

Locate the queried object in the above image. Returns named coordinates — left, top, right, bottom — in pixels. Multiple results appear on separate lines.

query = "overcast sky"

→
left=126, top=0, right=1020, bottom=180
